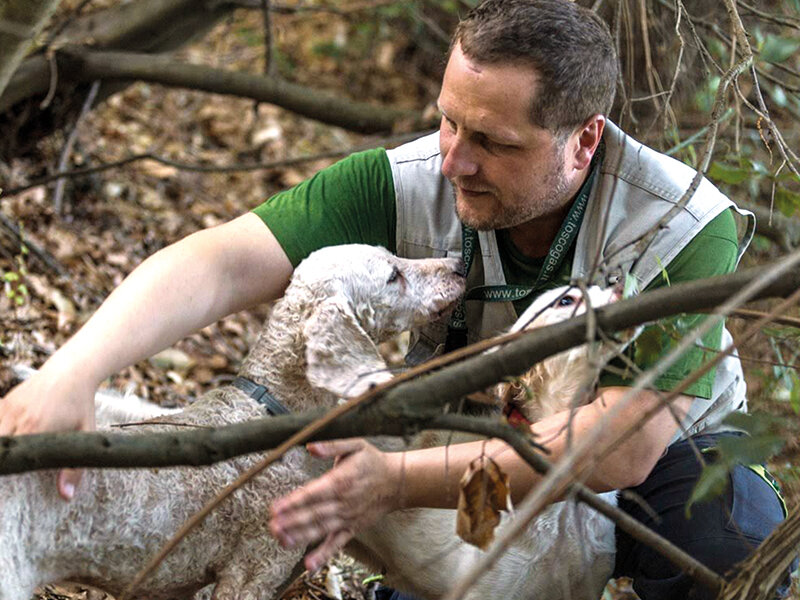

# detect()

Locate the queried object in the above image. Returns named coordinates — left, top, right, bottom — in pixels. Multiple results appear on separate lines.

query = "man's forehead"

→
left=438, top=44, right=545, bottom=141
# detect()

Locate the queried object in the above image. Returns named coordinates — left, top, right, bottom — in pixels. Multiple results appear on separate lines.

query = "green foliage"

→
left=776, top=187, right=800, bottom=218
left=693, top=75, right=720, bottom=114
left=707, top=161, right=752, bottom=186
left=2, top=238, right=29, bottom=307
left=688, top=463, right=730, bottom=515
left=707, top=155, right=800, bottom=218
left=622, top=272, right=639, bottom=299
left=235, top=24, right=263, bottom=47
left=758, top=34, right=800, bottom=65
left=749, top=234, right=773, bottom=253
left=654, top=256, right=670, bottom=287
left=312, top=40, right=345, bottom=60
left=687, top=412, right=787, bottom=516
left=719, top=412, right=787, bottom=459
left=633, top=326, right=665, bottom=367
left=765, top=333, right=800, bottom=414
left=272, top=48, right=296, bottom=76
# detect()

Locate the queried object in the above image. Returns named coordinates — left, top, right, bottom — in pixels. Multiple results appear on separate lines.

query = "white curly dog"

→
left=352, top=285, right=621, bottom=600
left=6, top=252, right=620, bottom=600
left=2, top=244, right=464, bottom=600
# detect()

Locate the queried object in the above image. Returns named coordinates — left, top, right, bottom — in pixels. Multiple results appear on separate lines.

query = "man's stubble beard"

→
left=452, top=156, right=571, bottom=232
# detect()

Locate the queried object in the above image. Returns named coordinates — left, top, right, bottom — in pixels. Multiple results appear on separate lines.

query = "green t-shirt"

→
left=253, top=148, right=739, bottom=399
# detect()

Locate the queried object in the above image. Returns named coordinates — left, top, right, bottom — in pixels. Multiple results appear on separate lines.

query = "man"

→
left=0, top=1, right=789, bottom=598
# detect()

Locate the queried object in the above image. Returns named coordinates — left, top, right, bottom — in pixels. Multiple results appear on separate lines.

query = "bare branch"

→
left=5, top=262, right=800, bottom=476
left=43, top=48, right=427, bottom=134
left=0, top=0, right=62, bottom=98
left=52, top=78, right=98, bottom=214
left=441, top=247, right=800, bottom=600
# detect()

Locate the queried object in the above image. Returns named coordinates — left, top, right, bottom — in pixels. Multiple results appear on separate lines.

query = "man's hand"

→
left=270, top=439, right=402, bottom=572
left=0, top=369, right=96, bottom=500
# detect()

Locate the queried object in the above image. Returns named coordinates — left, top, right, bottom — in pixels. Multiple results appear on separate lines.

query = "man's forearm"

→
left=391, top=387, right=692, bottom=509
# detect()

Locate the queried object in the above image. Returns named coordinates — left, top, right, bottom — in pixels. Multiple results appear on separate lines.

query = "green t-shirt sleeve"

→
left=600, top=209, right=740, bottom=398
left=251, top=148, right=396, bottom=267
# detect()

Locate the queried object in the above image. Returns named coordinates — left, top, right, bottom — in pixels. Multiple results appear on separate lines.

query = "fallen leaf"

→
left=456, top=455, right=512, bottom=550
left=139, top=159, right=178, bottom=179
left=325, top=564, right=344, bottom=600
left=149, top=348, right=196, bottom=372
left=49, top=289, right=76, bottom=331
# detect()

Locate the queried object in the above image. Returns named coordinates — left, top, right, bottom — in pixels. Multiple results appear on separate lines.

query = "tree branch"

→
left=39, top=48, right=427, bottom=134
left=4, top=262, right=800, bottom=475
left=0, top=0, right=62, bottom=98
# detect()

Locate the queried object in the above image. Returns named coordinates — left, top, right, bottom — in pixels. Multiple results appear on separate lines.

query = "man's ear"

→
left=303, top=295, right=392, bottom=398
left=569, top=114, right=605, bottom=171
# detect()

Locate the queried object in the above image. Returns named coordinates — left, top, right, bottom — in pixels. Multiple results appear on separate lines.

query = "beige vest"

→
left=386, top=121, right=755, bottom=441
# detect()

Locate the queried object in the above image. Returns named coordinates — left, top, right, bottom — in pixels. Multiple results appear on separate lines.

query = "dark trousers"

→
left=376, top=432, right=792, bottom=600
left=614, top=432, right=792, bottom=599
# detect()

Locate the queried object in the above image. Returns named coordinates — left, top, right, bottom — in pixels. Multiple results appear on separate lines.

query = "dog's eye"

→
left=387, top=266, right=402, bottom=283
left=557, top=295, right=576, bottom=307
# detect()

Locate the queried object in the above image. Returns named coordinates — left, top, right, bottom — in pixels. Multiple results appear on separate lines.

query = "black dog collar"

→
left=232, top=376, right=290, bottom=416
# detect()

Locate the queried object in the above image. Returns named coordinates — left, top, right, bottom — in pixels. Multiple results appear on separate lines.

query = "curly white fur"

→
left=352, top=285, right=621, bottom=600
left=2, top=244, right=464, bottom=600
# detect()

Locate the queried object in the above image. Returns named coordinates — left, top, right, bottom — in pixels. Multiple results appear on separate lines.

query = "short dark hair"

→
left=452, top=0, right=618, bottom=135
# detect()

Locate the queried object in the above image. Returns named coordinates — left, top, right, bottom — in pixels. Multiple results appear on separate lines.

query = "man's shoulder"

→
left=601, top=120, right=725, bottom=206
left=385, top=132, right=441, bottom=165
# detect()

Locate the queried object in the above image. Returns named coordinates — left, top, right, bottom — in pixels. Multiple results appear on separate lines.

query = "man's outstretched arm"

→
left=270, top=387, right=692, bottom=571
left=0, top=213, right=292, bottom=497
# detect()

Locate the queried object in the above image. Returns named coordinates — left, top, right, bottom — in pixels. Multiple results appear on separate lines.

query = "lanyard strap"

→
left=465, top=169, right=594, bottom=302
left=444, top=149, right=602, bottom=352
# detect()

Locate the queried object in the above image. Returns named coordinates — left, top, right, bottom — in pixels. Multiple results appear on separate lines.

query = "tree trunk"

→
left=0, top=0, right=61, bottom=99
left=0, top=0, right=235, bottom=159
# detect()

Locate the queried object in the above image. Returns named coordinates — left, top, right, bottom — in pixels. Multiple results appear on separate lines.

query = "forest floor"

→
left=1, top=2, right=799, bottom=600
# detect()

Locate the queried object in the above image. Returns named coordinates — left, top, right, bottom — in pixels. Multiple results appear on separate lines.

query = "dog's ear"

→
left=303, top=295, right=392, bottom=398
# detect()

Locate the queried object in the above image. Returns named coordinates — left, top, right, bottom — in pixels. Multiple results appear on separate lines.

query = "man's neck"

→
left=506, top=207, right=572, bottom=258
left=507, top=171, right=589, bottom=259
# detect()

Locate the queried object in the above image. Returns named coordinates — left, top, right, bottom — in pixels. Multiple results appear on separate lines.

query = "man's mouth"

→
left=456, top=185, right=491, bottom=198
left=452, top=178, right=492, bottom=196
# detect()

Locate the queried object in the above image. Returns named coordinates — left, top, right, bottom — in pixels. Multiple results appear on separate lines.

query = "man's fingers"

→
left=271, top=499, right=346, bottom=547
left=272, top=475, right=340, bottom=515
left=305, top=529, right=354, bottom=573
left=306, top=438, right=365, bottom=458
left=58, top=468, right=83, bottom=501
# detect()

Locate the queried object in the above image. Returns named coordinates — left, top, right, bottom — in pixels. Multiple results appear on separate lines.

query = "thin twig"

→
left=53, top=80, right=99, bottom=215
left=39, top=50, right=59, bottom=110
left=0, top=212, right=70, bottom=279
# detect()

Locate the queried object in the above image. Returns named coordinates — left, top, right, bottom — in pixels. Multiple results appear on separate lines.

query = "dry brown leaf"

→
left=149, top=348, right=196, bottom=372
left=139, top=158, right=178, bottom=179
left=456, top=455, right=512, bottom=550
left=49, top=289, right=77, bottom=331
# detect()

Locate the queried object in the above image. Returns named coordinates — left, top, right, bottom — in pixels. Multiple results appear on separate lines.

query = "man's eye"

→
left=387, top=266, right=402, bottom=283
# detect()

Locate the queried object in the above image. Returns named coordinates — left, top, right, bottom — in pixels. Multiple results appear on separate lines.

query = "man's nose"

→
left=441, top=133, right=478, bottom=180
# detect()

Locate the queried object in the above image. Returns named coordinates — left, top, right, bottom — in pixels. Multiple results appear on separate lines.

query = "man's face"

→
left=438, top=44, right=575, bottom=231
